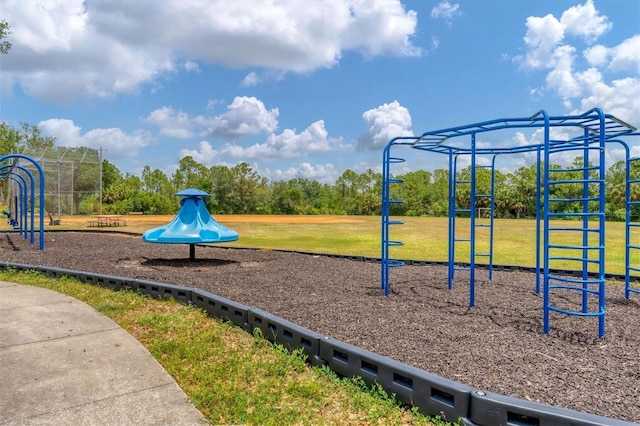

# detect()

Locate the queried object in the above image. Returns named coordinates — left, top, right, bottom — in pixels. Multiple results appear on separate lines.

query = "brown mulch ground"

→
left=2, top=231, right=639, bottom=423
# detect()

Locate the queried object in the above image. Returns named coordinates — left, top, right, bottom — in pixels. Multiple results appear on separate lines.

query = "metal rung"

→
left=476, top=253, right=490, bottom=257
left=547, top=179, right=604, bottom=185
left=388, top=220, right=404, bottom=225
left=549, top=227, right=599, bottom=232
left=454, top=266, right=470, bottom=271
left=456, top=209, right=471, bottom=213
left=389, top=157, right=405, bottom=163
left=547, top=244, right=603, bottom=250
left=388, top=240, right=404, bottom=246
left=628, top=201, right=640, bottom=205
left=455, top=238, right=471, bottom=242
left=475, top=224, right=491, bottom=228
left=627, top=223, right=640, bottom=228
left=388, top=178, right=404, bottom=183
left=550, top=166, right=599, bottom=173
left=548, top=197, right=600, bottom=202
left=548, top=275, right=604, bottom=285
left=628, top=179, right=640, bottom=184
left=389, top=200, right=404, bottom=204
left=547, top=305, right=604, bottom=318
left=476, top=194, right=492, bottom=198
left=546, top=212, right=604, bottom=218
left=628, top=244, right=640, bottom=250
left=549, top=256, right=599, bottom=264
left=627, top=266, right=640, bottom=272
left=457, top=180, right=471, bottom=183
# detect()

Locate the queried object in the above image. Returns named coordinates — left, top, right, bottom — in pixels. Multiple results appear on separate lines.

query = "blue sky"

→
left=1, top=0, right=639, bottom=183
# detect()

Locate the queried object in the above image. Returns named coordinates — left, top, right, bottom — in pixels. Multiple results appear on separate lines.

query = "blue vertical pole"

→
left=535, top=147, right=542, bottom=294
left=381, top=142, right=391, bottom=293
left=596, top=109, right=606, bottom=338
left=541, top=111, right=551, bottom=334
left=489, top=155, right=497, bottom=281
left=625, top=155, right=631, bottom=298
left=470, top=133, right=477, bottom=307
left=582, top=129, right=590, bottom=313
left=448, top=152, right=455, bottom=289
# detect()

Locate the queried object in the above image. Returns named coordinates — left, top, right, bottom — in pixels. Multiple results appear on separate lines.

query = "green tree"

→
left=398, top=170, right=432, bottom=216
left=231, top=162, right=268, bottom=214
left=19, top=123, right=55, bottom=152
left=209, top=165, right=236, bottom=214
left=270, top=180, right=304, bottom=214
left=0, top=122, right=21, bottom=154
left=141, top=166, right=173, bottom=195
left=171, top=156, right=210, bottom=192
left=0, top=20, right=11, bottom=55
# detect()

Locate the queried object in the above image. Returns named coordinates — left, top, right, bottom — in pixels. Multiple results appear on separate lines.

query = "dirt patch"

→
left=2, top=231, right=638, bottom=423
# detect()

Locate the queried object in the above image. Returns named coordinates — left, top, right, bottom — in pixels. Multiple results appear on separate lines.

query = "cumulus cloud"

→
left=179, top=140, right=219, bottom=166
left=356, top=101, right=413, bottom=151
left=38, top=118, right=152, bottom=158
left=198, top=96, right=279, bottom=139
left=143, top=106, right=194, bottom=139
left=177, top=119, right=345, bottom=166
left=1, top=0, right=420, bottom=102
left=518, top=1, right=639, bottom=126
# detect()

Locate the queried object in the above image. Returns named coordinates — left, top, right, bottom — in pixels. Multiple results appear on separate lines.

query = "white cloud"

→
left=219, top=120, right=346, bottom=159
left=522, top=14, right=566, bottom=69
left=583, top=44, right=609, bottom=67
left=241, top=72, right=260, bottom=87
left=198, top=96, right=279, bottom=139
left=38, top=118, right=152, bottom=158
left=143, top=106, right=194, bottom=139
left=1, top=0, right=420, bottom=101
left=271, top=162, right=339, bottom=183
left=177, top=119, right=346, bottom=164
left=560, top=0, right=611, bottom=44
left=430, top=1, right=461, bottom=24
left=356, top=101, right=413, bottom=151
left=608, top=35, right=640, bottom=73
left=179, top=141, right=219, bottom=166
left=518, top=1, right=639, bottom=127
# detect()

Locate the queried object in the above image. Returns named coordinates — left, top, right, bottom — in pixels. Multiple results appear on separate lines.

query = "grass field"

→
left=22, top=214, right=637, bottom=275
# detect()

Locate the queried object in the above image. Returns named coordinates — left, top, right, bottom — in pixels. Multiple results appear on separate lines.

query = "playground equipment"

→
left=381, top=108, right=639, bottom=337
left=142, top=188, right=239, bottom=260
left=0, top=154, right=46, bottom=250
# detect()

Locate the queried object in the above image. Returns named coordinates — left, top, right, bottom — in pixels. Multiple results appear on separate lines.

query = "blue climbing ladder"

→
left=626, top=156, right=640, bottom=298
left=448, top=149, right=496, bottom=307
left=543, top=115, right=606, bottom=338
left=381, top=138, right=411, bottom=296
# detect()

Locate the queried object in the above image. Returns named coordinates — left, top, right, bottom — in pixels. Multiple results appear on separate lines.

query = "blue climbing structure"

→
left=0, top=154, right=46, bottom=250
left=142, top=188, right=239, bottom=260
left=381, top=109, right=638, bottom=337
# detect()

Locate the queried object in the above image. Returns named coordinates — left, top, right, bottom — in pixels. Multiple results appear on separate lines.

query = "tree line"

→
left=1, top=121, right=638, bottom=220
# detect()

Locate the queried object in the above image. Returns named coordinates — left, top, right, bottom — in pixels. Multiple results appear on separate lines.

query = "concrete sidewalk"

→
left=0, top=281, right=207, bottom=425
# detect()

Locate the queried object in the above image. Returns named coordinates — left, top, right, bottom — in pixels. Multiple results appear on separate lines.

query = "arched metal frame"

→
left=1, top=154, right=46, bottom=250
left=381, top=109, right=639, bottom=337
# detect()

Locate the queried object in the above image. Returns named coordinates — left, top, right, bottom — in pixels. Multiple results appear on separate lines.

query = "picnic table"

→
left=88, top=215, right=127, bottom=227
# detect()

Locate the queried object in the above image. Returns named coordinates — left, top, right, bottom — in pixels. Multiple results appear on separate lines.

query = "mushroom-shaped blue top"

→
left=141, top=188, right=238, bottom=244
left=174, top=188, right=210, bottom=197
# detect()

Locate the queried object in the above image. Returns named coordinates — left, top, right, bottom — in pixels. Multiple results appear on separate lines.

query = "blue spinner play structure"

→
left=142, top=188, right=239, bottom=260
left=381, top=108, right=639, bottom=337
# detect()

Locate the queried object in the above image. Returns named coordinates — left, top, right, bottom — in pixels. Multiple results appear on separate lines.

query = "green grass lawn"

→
left=1, top=269, right=450, bottom=426
left=220, top=216, right=633, bottom=275
left=20, top=214, right=636, bottom=275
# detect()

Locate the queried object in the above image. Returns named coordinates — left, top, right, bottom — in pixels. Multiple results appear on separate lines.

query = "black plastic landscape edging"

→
left=0, top=261, right=635, bottom=426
